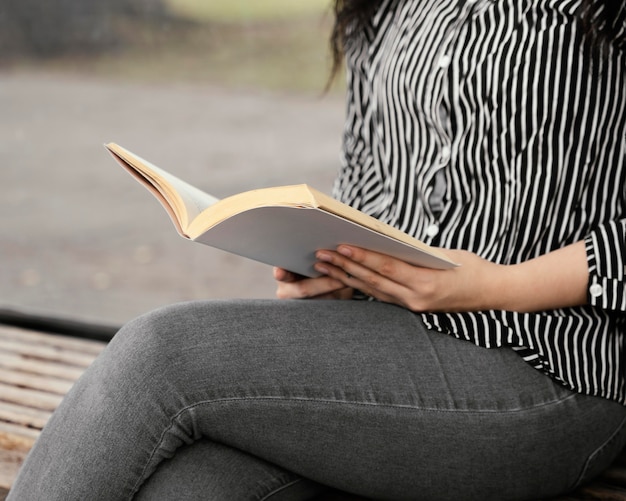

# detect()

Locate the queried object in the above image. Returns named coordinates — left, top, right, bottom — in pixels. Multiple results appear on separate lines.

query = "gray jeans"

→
left=8, top=300, right=626, bottom=500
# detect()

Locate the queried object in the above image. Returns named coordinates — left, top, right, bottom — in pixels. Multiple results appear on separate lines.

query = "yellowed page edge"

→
left=106, top=147, right=188, bottom=236
left=186, top=185, right=317, bottom=239
left=105, top=143, right=191, bottom=235
left=186, top=183, right=456, bottom=267
left=305, top=187, right=456, bottom=265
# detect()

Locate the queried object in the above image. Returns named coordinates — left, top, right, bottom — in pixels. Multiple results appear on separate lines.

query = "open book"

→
left=105, top=143, right=457, bottom=277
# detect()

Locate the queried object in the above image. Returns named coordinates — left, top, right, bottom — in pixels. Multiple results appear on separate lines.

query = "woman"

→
left=9, top=1, right=626, bottom=499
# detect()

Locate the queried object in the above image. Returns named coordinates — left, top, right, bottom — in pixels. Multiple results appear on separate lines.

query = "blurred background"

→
left=0, top=0, right=345, bottom=327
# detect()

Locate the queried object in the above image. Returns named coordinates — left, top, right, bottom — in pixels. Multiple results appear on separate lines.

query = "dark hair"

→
left=329, top=0, right=625, bottom=79
left=580, top=1, right=626, bottom=51
left=329, top=0, right=384, bottom=81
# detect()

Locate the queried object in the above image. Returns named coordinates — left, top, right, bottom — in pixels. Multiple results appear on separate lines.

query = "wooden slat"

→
left=0, top=448, right=27, bottom=491
left=0, top=325, right=106, bottom=355
left=0, top=325, right=108, bottom=493
left=0, top=339, right=97, bottom=368
left=0, top=402, right=51, bottom=430
left=0, top=368, right=74, bottom=395
left=0, top=352, right=87, bottom=381
left=0, top=382, right=64, bottom=411
left=0, top=422, right=39, bottom=450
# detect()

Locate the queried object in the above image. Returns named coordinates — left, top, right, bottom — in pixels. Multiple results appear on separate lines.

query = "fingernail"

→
left=315, top=263, right=329, bottom=274
left=316, top=251, right=331, bottom=262
left=337, top=246, right=352, bottom=257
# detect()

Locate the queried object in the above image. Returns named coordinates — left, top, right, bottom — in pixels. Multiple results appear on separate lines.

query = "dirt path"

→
left=0, top=71, right=344, bottom=325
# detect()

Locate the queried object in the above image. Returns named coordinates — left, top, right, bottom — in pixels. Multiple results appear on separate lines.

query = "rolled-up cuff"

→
left=585, top=221, right=626, bottom=311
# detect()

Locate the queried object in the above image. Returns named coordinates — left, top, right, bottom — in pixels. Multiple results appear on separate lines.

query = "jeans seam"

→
left=132, top=391, right=580, bottom=495
left=258, top=478, right=305, bottom=501
left=172, top=391, right=579, bottom=415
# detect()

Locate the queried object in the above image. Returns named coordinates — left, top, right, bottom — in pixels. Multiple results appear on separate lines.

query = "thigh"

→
left=135, top=439, right=329, bottom=501
left=117, top=300, right=626, bottom=500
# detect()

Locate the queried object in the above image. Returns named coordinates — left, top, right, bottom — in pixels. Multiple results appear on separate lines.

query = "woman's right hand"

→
left=273, top=267, right=353, bottom=300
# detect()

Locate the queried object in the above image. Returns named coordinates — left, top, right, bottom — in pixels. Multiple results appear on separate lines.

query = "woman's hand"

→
left=273, top=267, right=354, bottom=300
left=313, top=242, right=589, bottom=313
left=313, top=246, right=503, bottom=312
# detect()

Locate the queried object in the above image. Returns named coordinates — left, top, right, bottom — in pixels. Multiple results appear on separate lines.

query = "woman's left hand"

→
left=314, top=246, right=507, bottom=313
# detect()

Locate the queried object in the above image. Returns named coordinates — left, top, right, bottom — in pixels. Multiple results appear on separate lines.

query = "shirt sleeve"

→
left=585, top=219, right=626, bottom=312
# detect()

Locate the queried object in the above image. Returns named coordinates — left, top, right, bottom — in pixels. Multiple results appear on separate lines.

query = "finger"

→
left=336, top=245, right=412, bottom=283
left=316, top=247, right=406, bottom=286
left=276, top=275, right=347, bottom=300
left=273, top=267, right=305, bottom=283
left=315, top=249, right=411, bottom=302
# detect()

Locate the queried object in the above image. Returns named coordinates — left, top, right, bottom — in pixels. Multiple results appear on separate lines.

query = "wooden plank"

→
left=0, top=402, right=51, bottom=430
left=0, top=382, right=63, bottom=411
left=0, top=368, right=74, bottom=395
left=0, top=422, right=38, bottom=451
left=0, top=352, right=87, bottom=381
left=0, top=448, right=27, bottom=491
left=0, top=339, right=97, bottom=368
left=0, top=325, right=106, bottom=355
left=0, top=327, right=108, bottom=494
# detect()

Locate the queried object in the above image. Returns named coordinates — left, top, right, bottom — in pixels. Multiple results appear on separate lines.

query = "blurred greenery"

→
left=0, top=0, right=339, bottom=94
left=95, top=17, right=336, bottom=93
left=168, top=0, right=331, bottom=22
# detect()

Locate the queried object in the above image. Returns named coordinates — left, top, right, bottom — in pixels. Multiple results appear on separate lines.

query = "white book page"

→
left=111, top=144, right=219, bottom=222
left=138, top=156, right=219, bottom=222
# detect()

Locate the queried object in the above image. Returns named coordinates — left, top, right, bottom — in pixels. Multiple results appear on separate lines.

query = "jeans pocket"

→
left=573, top=415, right=626, bottom=489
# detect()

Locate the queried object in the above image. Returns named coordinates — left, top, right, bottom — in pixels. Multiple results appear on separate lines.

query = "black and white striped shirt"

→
left=334, top=0, right=626, bottom=403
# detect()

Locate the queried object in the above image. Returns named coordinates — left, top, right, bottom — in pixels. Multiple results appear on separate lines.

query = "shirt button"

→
left=438, top=54, right=452, bottom=69
left=426, top=224, right=440, bottom=237
left=589, top=283, right=604, bottom=298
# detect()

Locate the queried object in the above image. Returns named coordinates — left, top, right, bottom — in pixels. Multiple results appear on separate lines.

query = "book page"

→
left=138, top=155, right=219, bottom=222
left=106, top=143, right=219, bottom=232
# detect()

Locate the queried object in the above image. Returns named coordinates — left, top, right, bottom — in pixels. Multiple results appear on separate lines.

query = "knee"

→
left=110, top=303, right=189, bottom=360
left=50, top=304, right=201, bottom=417
left=104, top=302, right=205, bottom=380
left=102, top=299, right=281, bottom=389
left=106, top=300, right=249, bottom=378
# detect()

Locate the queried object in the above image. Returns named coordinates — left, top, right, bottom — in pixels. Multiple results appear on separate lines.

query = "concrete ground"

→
left=0, top=70, right=344, bottom=326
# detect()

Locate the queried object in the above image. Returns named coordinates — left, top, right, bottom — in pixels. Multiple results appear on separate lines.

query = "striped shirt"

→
left=333, top=0, right=626, bottom=404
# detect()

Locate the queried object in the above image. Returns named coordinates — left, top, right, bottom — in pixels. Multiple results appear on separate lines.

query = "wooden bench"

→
left=0, top=322, right=107, bottom=499
left=1, top=321, right=626, bottom=500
